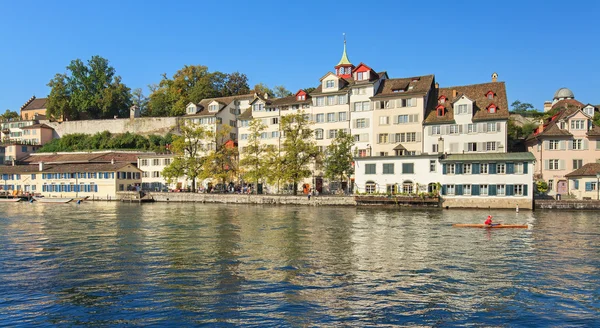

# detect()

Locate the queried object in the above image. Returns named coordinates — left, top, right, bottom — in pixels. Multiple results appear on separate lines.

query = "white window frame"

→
left=481, top=163, right=489, bottom=174
left=515, top=185, right=524, bottom=196
left=497, top=184, right=505, bottom=196
left=497, top=163, right=506, bottom=174
left=480, top=184, right=489, bottom=195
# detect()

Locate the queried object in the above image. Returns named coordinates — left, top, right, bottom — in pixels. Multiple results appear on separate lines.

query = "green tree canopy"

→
left=279, top=112, right=320, bottom=195
left=147, top=66, right=250, bottom=117
left=0, top=109, right=19, bottom=120
left=46, top=56, right=132, bottom=120
left=510, top=100, right=542, bottom=118
left=324, top=130, right=355, bottom=192
left=201, top=125, right=239, bottom=186
left=239, top=119, right=270, bottom=193
left=38, top=131, right=173, bottom=153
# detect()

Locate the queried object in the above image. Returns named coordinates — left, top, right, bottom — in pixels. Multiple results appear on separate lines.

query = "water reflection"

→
left=0, top=202, right=598, bottom=326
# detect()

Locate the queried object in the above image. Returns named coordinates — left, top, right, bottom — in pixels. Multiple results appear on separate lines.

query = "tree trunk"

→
left=293, top=182, right=298, bottom=195
left=191, top=177, right=196, bottom=193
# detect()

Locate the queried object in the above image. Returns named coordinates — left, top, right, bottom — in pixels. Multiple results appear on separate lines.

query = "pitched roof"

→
left=0, top=162, right=139, bottom=174
left=551, top=99, right=584, bottom=110
left=565, top=163, right=600, bottom=177
left=525, top=106, right=589, bottom=141
left=238, top=107, right=253, bottom=120
left=266, top=94, right=312, bottom=107
left=187, top=93, right=255, bottom=117
left=20, top=123, right=54, bottom=130
left=21, top=97, right=47, bottom=111
left=309, top=71, right=387, bottom=96
left=19, top=151, right=148, bottom=165
left=442, top=152, right=535, bottom=162
left=371, top=75, right=434, bottom=99
left=424, top=82, right=509, bottom=124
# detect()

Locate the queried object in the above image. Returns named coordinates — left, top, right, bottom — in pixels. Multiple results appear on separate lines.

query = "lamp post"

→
left=596, top=173, right=600, bottom=200
left=366, top=144, right=372, bottom=157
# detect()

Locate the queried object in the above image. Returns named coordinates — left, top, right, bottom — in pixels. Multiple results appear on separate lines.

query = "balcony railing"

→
left=0, top=138, right=41, bottom=146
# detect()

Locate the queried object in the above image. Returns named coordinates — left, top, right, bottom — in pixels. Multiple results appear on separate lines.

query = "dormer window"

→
left=439, top=96, right=446, bottom=104
left=584, top=106, right=595, bottom=117
left=252, top=103, right=264, bottom=112
left=408, top=86, right=414, bottom=90
left=486, top=91, right=495, bottom=100
left=208, top=104, right=219, bottom=112
left=437, top=105, right=445, bottom=117
left=297, top=94, right=305, bottom=101
left=392, top=89, right=404, bottom=93
left=187, top=106, right=196, bottom=114
left=326, top=80, right=335, bottom=88
left=488, top=104, right=497, bottom=113
left=412, top=78, right=420, bottom=82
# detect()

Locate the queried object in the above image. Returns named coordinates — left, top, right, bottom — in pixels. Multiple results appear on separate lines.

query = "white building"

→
left=423, top=74, right=509, bottom=155
left=137, top=153, right=185, bottom=191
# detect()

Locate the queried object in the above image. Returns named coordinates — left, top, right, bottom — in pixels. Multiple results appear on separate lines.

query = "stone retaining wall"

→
left=535, top=199, right=600, bottom=210
left=149, top=192, right=356, bottom=206
left=43, top=117, right=180, bottom=138
left=442, top=198, right=533, bottom=210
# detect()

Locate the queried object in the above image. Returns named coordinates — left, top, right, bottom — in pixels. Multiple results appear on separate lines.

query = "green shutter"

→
left=523, top=184, right=528, bottom=196
left=489, top=185, right=497, bottom=196
left=507, top=163, right=514, bottom=174
left=456, top=185, right=463, bottom=195
left=506, top=185, right=514, bottom=196
left=523, top=162, right=528, bottom=174
left=472, top=163, right=480, bottom=174
left=442, top=185, right=447, bottom=195
left=442, top=164, right=447, bottom=174
left=472, top=185, right=480, bottom=195
left=489, top=163, right=497, bottom=174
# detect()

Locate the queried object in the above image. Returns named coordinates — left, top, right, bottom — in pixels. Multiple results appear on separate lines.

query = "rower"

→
left=484, top=215, right=493, bottom=226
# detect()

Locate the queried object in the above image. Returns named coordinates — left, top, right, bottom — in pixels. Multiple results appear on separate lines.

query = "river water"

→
left=0, top=202, right=598, bottom=326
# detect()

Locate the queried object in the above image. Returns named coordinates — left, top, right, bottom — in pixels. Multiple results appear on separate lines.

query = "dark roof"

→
left=371, top=75, right=434, bottom=99
left=266, top=94, right=312, bottom=107
left=238, top=108, right=252, bottom=120
left=187, top=93, right=255, bottom=117
left=442, top=152, right=535, bottom=162
left=20, top=151, right=147, bottom=165
left=309, top=71, right=387, bottom=96
left=551, top=99, right=584, bottom=110
left=20, top=123, right=54, bottom=130
left=21, top=97, right=48, bottom=111
left=0, top=162, right=139, bottom=174
left=424, top=82, right=509, bottom=124
left=565, top=163, right=600, bottom=177
left=525, top=105, right=593, bottom=141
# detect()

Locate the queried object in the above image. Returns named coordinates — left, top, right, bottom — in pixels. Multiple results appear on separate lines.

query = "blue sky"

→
left=1, top=0, right=599, bottom=112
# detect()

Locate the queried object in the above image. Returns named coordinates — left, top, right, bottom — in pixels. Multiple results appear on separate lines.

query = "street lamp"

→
left=366, top=144, right=372, bottom=157
left=596, top=173, right=600, bottom=200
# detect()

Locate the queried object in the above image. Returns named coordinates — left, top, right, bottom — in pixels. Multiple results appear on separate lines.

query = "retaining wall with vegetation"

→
left=43, top=117, right=180, bottom=138
left=149, top=192, right=357, bottom=206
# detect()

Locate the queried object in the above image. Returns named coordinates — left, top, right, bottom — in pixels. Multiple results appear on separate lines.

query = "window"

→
left=497, top=184, right=505, bottom=196
left=142, top=172, right=149, bottom=178
left=358, top=149, right=367, bottom=157
left=449, top=125, right=460, bottom=134
left=447, top=185, right=456, bottom=195
left=497, top=163, right=506, bottom=174
left=153, top=159, right=160, bottom=166
left=365, top=164, right=376, bottom=174
left=464, top=184, right=472, bottom=195
left=357, top=72, right=364, bottom=80
left=253, top=103, right=264, bottom=112
left=327, top=113, right=336, bottom=122
left=327, top=96, right=335, bottom=106
left=152, top=171, right=160, bottom=178
left=403, top=181, right=414, bottom=194
left=271, top=131, right=279, bottom=138
left=353, top=101, right=370, bottom=111
left=338, top=95, right=347, bottom=105
left=365, top=181, right=376, bottom=194
left=515, top=162, right=523, bottom=174
left=447, top=163, right=455, bottom=174
left=467, top=124, right=477, bottom=133
left=432, top=126, right=441, bottom=135
left=548, top=179, right=554, bottom=191
left=549, top=140, right=559, bottom=150
left=164, top=159, right=171, bottom=165
left=328, top=129, right=338, bottom=139
left=386, top=184, right=398, bottom=194
left=488, top=105, right=497, bottom=113
left=141, top=159, right=148, bottom=166
left=571, top=120, right=585, bottom=130
left=432, top=144, right=439, bottom=153
left=572, top=139, right=583, bottom=150
left=240, top=134, right=248, bottom=140
left=481, top=163, right=489, bottom=174
left=467, top=142, right=477, bottom=152
left=297, top=94, right=305, bottom=101
left=271, top=117, right=279, bottom=125
left=383, top=163, right=394, bottom=174
left=573, top=159, right=583, bottom=169
left=315, top=129, right=323, bottom=140
left=548, top=159, right=559, bottom=170
left=402, top=163, right=414, bottom=174
left=316, top=97, right=324, bottom=106
left=486, top=122, right=497, bottom=132
left=464, top=163, right=472, bottom=174
left=406, top=133, right=417, bottom=142
left=457, top=104, right=469, bottom=114
left=515, top=185, right=524, bottom=196
left=378, top=134, right=388, bottom=144
left=486, top=142, right=496, bottom=151
left=480, top=184, right=489, bottom=195
left=379, top=116, right=390, bottom=125
left=401, top=98, right=415, bottom=107
left=209, top=104, right=219, bottom=112
left=187, top=106, right=195, bottom=114
left=316, top=113, right=324, bottom=123
left=487, top=92, right=494, bottom=100
left=437, top=107, right=445, bottom=116
left=326, top=80, right=335, bottom=88
left=356, top=118, right=367, bottom=128
left=430, top=160, right=436, bottom=172
left=338, top=112, right=347, bottom=121
left=22, top=146, right=28, bottom=152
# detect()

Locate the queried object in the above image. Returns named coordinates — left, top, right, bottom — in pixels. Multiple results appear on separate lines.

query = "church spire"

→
left=337, top=33, right=352, bottom=66
left=335, top=33, right=354, bottom=78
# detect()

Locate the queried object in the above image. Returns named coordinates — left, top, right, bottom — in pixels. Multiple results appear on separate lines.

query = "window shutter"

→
left=464, top=143, right=468, bottom=151
left=489, top=185, right=497, bottom=196
left=456, top=185, right=463, bottom=195
left=442, top=164, right=447, bottom=174
left=481, top=123, right=488, bottom=132
left=479, top=142, right=486, bottom=152
left=459, top=125, right=463, bottom=134
left=583, top=139, right=589, bottom=150
left=428, top=126, right=432, bottom=136
left=574, top=179, right=579, bottom=190
left=559, top=160, right=565, bottom=170
left=489, top=163, right=497, bottom=174
left=586, top=182, right=592, bottom=191
left=507, top=163, right=514, bottom=174
left=506, top=185, right=514, bottom=196
left=456, top=163, right=463, bottom=174
left=496, top=141, right=501, bottom=150
left=396, top=99, right=402, bottom=107
left=472, top=185, right=480, bottom=195
left=523, top=162, right=528, bottom=174
left=523, top=184, right=528, bottom=196
left=567, top=140, right=573, bottom=150
left=375, top=101, right=381, bottom=109
left=496, top=122, right=502, bottom=132
left=560, top=140, right=566, bottom=150
left=416, top=132, right=421, bottom=142
left=544, top=141, right=549, bottom=150
left=352, top=120, right=357, bottom=129
left=472, top=163, right=480, bottom=174
left=441, top=185, right=447, bottom=195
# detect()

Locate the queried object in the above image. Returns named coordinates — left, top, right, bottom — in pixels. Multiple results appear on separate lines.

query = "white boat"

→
left=33, top=196, right=73, bottom=204
left=0, top=198, right=21, bottom=203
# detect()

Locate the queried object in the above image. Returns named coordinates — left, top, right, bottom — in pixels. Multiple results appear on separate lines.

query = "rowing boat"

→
left=33, top=196, right=73, bottom=204
left=0, top=198, right=21, bottom=203
left=452, top=224, right=529, bottom=229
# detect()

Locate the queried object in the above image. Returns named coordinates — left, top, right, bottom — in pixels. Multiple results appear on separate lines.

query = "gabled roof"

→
left=565, top=163, right=600, bottom=177
left=0, top=162, right=141, bottom=174
left=525, top=105, right=594, bottom=141
left=310, top=71, right=387, bottom=96
left=238, top=108, right=253, bottom=120
left=371, top=75, right=434, bottom=99
left=187, top=93, right=255, bottom=117
left=21, top=97, right=48, bottom=111
left=551, top=99, right=584, bottom=111
left=267, top=94, right=312, bottom=107
left=424, top=81, right=509, bottom=125
left=20, top=123, right=54, bottom=130
left=19, top=151, right=147, bottom=165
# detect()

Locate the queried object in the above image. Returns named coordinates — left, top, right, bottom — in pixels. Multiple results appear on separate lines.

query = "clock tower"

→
left=334, top=34, right=354, bottom=79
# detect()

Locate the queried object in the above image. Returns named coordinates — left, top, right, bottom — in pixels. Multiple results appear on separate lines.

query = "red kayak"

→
left=452, top=224, right=529, bottom=229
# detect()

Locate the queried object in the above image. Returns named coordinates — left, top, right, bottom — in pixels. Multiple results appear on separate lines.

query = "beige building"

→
left=19, top=96, right=48, bottom=120
left=137, top=153, right=190, bottom=191
left=565, top=163, right=600, bottom=200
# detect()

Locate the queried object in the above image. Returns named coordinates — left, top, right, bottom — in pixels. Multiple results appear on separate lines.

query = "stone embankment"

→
left=149, top=192, right=356, bottom=206
left=534, top=199, right=600, bottom=210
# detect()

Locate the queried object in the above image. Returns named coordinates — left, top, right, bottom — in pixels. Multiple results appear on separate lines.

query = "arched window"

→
left=437, top=105, right=445, bottom=117
left=428, top=182, right=439, bottom=193
left=365, top=181, right=376, bottom=194
left=403, top=180, right=414, bottom=194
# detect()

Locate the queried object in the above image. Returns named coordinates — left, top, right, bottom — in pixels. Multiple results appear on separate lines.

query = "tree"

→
left=131, top=88, right=149, bottom=116
left=239, top=119, right=270, bottom=193
left=162, top=122, right=209, bottom=192
left=303, top=87, right=316, bottom=94
left=279, top=112, right=320, bottom=195
left=324, top=130, right=355, bottom=193
left=46, top=56, right=132, bottom=120
left=510, top=100, right=542, bottom=118
left=0, top=109, right=19, bottom=120
left=273, top=85, right=292, bottom=98
left=201, top=125, right=239, bottom=188
left=223, top=72, right=250, bottom=96
left=253, top=83, right=274, bottom=98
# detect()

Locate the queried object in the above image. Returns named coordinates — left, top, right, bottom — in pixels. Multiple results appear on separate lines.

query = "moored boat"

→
left=0, top=198, right=21, bottom=202
left=32, top=196, right=73, bottom=204
left=452, top=224, right=529, bottom=229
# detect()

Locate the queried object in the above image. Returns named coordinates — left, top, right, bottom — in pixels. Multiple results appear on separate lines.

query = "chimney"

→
left=39, top=162, right=44, bottom=171
left=111, top=158, right=115, bottom=164
left=437, top=137, right=445, bottom=154
left=492, top=72, right=498, bottom=82
left=12, top=159, right=15, bottom=166
left=264, top=93, right=269, bottom=99
left=452, top=89, right=458, bottom=98
left=435, top=82, right=439, bottom=89
left=538, top=119, right=545, bottom=133
left=543, top=101, right=552, bottom=113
